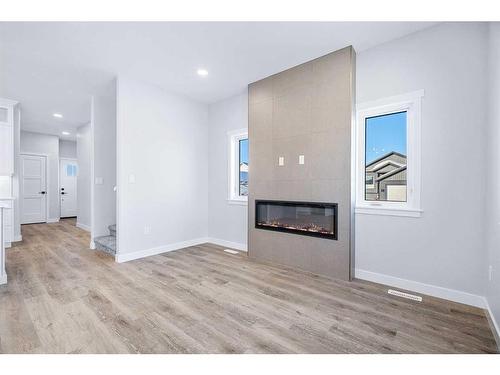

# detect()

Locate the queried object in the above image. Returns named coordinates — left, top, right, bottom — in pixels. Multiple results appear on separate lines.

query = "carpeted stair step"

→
left=94, top=235, right=116, bottom=256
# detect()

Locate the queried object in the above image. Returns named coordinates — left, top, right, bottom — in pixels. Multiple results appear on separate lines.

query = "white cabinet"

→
left=2, top=202, right=13, bottom=246
left=0, top=98, right=17, bottom=176
left=0, top=199, right=12, bottom=284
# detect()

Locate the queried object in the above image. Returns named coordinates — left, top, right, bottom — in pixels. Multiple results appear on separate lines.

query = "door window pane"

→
left=66, top=164, right=77, bottom=177
left=365, top=111, right=407, bottom=202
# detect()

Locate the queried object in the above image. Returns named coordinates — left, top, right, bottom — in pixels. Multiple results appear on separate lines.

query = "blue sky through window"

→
left=239, top=138, right=248, bottom=196
left=239, top=139, right=248, bottom=164
left=365, top=111, right=407, bottom=164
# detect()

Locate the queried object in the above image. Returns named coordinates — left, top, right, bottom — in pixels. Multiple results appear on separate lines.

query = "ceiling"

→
left=0, top=22, right=437, bottom=140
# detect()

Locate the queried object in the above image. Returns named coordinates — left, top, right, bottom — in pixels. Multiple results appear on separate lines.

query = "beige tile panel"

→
left=248, top=99, right=273, bottom=141
left=248, top=78, right=274, bottom=104
left=272, top=86, right=312, bottom=139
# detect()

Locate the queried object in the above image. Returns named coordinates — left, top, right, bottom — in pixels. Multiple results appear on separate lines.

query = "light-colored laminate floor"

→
left=0, top=219, right=497, bottom=353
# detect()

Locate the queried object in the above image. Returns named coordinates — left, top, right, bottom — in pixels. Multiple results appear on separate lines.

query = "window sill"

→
left=227, top=198, right=248, bottom=206
left=355, top=205, right=422, bottom=218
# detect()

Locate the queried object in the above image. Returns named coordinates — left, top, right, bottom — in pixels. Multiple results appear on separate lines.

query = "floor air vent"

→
left=388, top=289, right=423, bottom=302
left=223, top=249, right=239, bottom=255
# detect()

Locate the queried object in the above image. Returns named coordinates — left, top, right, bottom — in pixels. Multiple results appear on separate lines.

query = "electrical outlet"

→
left=144, top=226, right=151, bottom=235
left=489, top=265, right=493, bottom=281
left=278, top=156, right=285, bottom=166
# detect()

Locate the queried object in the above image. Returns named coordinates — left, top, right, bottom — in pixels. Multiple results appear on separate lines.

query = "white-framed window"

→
left=355, top=90, right=423, bottom=217
left=227, top=128, right=248, bottom=205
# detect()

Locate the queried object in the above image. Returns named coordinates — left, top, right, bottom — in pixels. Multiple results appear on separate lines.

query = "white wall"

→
left=76, top=123, right=91, bottom=230
left=207, top=92, right=248, bottom=249
left=355, top=23, right=488, bottom=303
left=59, top=139, right=77, bottom=159
left=20, top=131, right=60, bottom=221
left=116, top=77, right=208, bottom=259
left=486, top=22, right=500, bottom=335
left=92, top=79, right=117, bottom=239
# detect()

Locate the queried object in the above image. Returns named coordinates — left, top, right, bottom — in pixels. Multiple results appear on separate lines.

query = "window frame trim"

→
left=355, top=90, right=424, bottom=217
left=227, top=128, right=249, bottom=205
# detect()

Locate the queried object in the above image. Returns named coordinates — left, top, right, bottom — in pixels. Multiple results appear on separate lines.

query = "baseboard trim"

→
left=206, top=237, right=247, bottom=252
left=355, top=268, right=485, bottom=308
left=76, top=222, right=91, bottom=232
left=115, top=237, right=210, bottom=263
left=13, top=235, right=22, bottom=242
left=484, top=298, right=500, bottom=352
left=47, top=218, right=60, bottom=223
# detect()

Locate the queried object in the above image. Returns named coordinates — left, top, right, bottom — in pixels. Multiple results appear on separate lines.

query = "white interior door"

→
left=60, top=158, right=78, bottom=218
left=21, top=154, right=47, bottom=224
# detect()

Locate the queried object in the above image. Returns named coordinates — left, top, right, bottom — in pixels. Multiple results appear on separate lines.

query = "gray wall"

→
left=355, top=23, right=488, bottom=297
left=92, top=79, right=117, bottom=238
left=486, top=22, right=500, bottom=337
left=116, top=77, right=208, bottom=258
left=59, top=139, right=77, bottom=159
left=208, top=92, right=248, bottom=248
left=248, top=47, right=355, bottom=280
left=76, top=123, right=91, bottom=230
left=20, top=131, right=60, bottom=221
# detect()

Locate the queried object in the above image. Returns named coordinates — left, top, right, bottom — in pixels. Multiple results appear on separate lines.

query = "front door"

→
left=60, top=158, right=78, bottom=218
left=21, top=154, right=47, bottom=224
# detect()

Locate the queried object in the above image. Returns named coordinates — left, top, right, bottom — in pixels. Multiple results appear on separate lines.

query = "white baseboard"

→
left=0, top=273, right=7, bottom=285
left=484, top=298, right=500, bottom=351
left=47, top=218, right=60, bottom=223
left=90, top=240, right=96, bottom=250
left=206, top=237, right=247, bottom=252
left=13, top=235, right=22, bottom=242
left=355, top=268, right=485, bottom=308
left=76, top=222, right=91, bottom=232
left=115, top=237, right=210, bottom=263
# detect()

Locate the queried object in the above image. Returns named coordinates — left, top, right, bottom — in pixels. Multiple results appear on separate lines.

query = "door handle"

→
left=39, top=191, right=46, bottom=194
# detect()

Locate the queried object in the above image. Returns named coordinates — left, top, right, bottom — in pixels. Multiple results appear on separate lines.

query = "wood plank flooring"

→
left=0, top=219, right=497, bottom=353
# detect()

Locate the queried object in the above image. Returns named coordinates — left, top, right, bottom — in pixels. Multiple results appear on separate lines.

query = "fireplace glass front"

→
left=255, top=200, right=337, bottom=240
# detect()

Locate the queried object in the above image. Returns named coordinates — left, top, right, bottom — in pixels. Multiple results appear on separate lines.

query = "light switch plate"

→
left=278, top=156, right=285, bottom=166
left=128, top=174, right=136, bottom=184
left=95, top=177, right=103, bottom=185
left=299, top=155, right=305, bottom=165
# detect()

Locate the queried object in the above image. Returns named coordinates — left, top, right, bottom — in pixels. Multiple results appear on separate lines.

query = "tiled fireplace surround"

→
left=248, top=46, right=355, bottom=280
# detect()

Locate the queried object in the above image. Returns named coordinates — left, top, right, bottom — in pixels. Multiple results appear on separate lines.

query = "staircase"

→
left=94, top=224, right=116, bottom=256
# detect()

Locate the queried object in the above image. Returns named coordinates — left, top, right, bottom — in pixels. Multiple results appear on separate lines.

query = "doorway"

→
left=59, top=158, right=78, bottom=218
left=20, top=153, right=48, bottom=224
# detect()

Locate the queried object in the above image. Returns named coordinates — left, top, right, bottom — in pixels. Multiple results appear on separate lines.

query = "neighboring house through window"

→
left=228, top=128, right=248, bottom=204
left=356, top=90, right=423, bottom=217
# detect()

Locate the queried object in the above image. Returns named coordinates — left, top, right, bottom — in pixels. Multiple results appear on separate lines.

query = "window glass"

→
left=365, top=111, right=407, bottom=202
left=66, top=164, right=77, bottom=177
left=239, top=139, right=248, bottom=196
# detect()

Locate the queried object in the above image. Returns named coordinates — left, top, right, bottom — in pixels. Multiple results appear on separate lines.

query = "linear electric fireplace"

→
left=255, top=200, right=337, bottom=240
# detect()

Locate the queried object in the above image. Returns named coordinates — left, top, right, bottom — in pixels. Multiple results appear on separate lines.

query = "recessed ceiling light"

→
left=62, top=131, right=70, bottom=136
left=197, top=68, right=208, bottom=77
left=53, top=113, right=63, bottom=118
